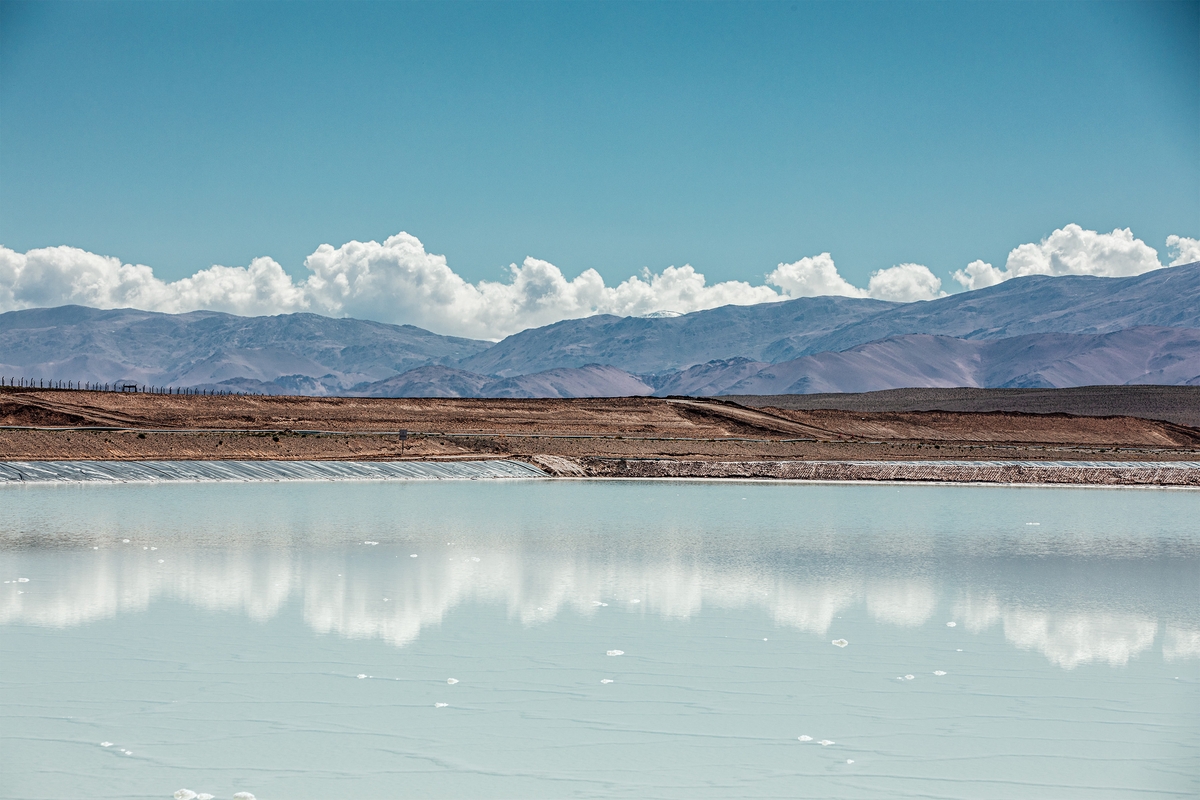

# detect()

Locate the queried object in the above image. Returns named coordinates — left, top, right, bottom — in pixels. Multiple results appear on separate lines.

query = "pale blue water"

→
left=1, top=480, right=1197, bottom=799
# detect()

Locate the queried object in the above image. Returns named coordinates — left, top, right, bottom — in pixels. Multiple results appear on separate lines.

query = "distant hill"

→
left=457, top=295, right=895, bottom=376
left=347, top=365, right=495, bottom=398
left=462, top=262, right=1200, bottom=375
left=333, top=326, right=1200, bottom=398
left=1, top=262, right=1197, bottom=396
left=350, top=364, right=653, bottom=399
left=655, top=326, right=1200, bottom=396
left=0, top=306, right=492, bottom=393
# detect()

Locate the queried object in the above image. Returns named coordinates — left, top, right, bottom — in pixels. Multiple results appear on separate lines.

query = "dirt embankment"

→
left=1, top=388, right=1198, bottom=463
left=565, top=458, right=1200, bottom=486
left=726, top=386, right=1200, bottom=428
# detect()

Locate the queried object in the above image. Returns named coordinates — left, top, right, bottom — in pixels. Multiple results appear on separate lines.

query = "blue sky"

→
left=1, top=0, right=1197, bottom=297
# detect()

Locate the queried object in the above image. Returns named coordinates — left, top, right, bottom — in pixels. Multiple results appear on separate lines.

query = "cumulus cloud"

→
left=1166, top=235, right=1200, bottom=267
left=952, top=224, right=1179, bottom=290
left=0, top=244, right=307, bottom=317
left=866, top=263, right=946, bottom=302
left=765, top=254, right=945, bottom=302
left=0, top=234, right=780, bottom=340
left=1, top=224, right=1193, bottom=338
left=949, top=259, right=1008, bottom=292
left=766, top=253, right=866, bottom=298
left=301, top=234, right=781, bottom=338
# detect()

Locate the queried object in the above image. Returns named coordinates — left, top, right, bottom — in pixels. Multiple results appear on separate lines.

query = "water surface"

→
left=2, top=481, right=1197, bottom=799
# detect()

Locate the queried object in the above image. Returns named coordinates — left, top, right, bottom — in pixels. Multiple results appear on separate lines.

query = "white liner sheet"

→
left=0, top=459, right=547, bottom=484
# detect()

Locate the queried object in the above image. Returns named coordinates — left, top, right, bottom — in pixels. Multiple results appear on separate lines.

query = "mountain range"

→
left=2, top=262, right=1198, bottom=396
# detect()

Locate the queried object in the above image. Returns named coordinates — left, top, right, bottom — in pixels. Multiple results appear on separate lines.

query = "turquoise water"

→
left=1, top=480, right=1197, bottom=799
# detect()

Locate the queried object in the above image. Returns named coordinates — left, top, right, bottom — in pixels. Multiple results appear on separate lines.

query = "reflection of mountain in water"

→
left=3, top=544, right=1196, bottom=670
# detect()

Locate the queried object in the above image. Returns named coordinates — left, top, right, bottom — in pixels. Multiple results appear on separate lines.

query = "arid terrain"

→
left=726, top=385, right=1200, bottom=427
left=2, top=387, right=1198, bottom=465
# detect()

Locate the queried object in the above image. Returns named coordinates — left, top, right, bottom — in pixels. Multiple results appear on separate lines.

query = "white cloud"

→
left=866, top=263, right=946, bottom=302
left=766, top=253, right=867, bottom=298
left=301, top=234, right=781, bottom=338
left=953, top=224, right=1175, bottom=290
left=766, top=253, right=945, bottom=302
left=1166, top=235, right=1200, bottom=267
left=607, top=265, right=781, bottom=318
left=950, top=259, right=1008, bottom=291
left=0, top=234, right=782, bottom=340
left=1005, top=224, right=1162, bottom=277
left=1, top=223, right=1190, bottom=339
left=0, top=244, right=307, bottom=317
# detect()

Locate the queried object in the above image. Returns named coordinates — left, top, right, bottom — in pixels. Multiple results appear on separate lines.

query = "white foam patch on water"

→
left=606, top=650, right=624, bottom=656
left=356, top=674, right=367, bottom=679
left=832, top=639, right=848, bottom=647
left=17, top=577, right=29, bottom=583
left=158, top=559, right=165, bottom=563
left=197, top=794, right=214, bottom=800
left=630, top=599, right=640, bottom=603
left=600, top=679, right=614, bottom=684
left=122, top=539, right=130, bottom=543
left=471, top=557, right=480, bottom=562
left=797, top=735, right=812, bottom=742
left=447, top=678, right=458, bottom=684
left=1026, top=522, right=1040, bottom=526
left=150, top=546, right=157, bottom=550
left=946, top=621, right=957, bottom=627
left=847, top=759, right=854, bottom=764
left=934, top=670, right=947, bottom=676
left=233, top=794, right=256, bottom=800
left=409, top=554, right=418, bottom=558
left=592, top=601, right=608, bottom=606
left=174, top=790, right=197, bottom=800
left=363, top=541, right=378, bottom=545
left=100, top=742, right=112, bottom=747
left=818, top=740, right=835, bottom=746
left=435, top=702, right=448, bottom=708
left=904, top=674, right=915, bottom=680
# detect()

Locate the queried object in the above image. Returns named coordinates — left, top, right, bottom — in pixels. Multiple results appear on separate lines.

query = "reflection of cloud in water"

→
left=954, top=592, right=1162, bottom=669
left=1163, top=625, right=1200, bottom=662
left=770, top=580, right=858, bottom=634
left=1001, top=609, right=1158, bottom=669
left=0, top=551, right=293, bottom=628
left=866, top=580, right=938, bottom=627
left=0, top=547, right=1190, bottom=669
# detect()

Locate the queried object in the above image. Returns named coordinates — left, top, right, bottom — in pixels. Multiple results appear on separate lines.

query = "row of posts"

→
left=1, top=377, right=251, bottom=396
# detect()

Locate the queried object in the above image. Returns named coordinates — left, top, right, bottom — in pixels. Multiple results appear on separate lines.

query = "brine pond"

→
left=1, top=479, right=1197, bottom=799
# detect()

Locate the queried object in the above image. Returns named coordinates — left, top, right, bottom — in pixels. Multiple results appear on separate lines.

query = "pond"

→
left=1, top=480, right=1197, bottom=799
